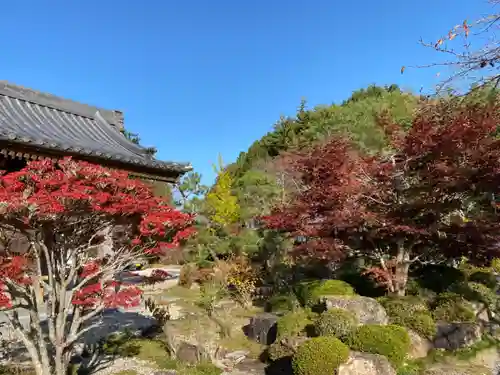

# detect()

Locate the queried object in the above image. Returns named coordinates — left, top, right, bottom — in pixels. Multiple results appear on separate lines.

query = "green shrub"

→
left=292, top=337, right=349, bottom=375
left=390, top=311, right=437, bottom=339
left=431, top=293, right=475, bottom=322
left=267, top=294, right=300, bottom=313
left=268, top=341, right=295, bottom=361
left=469, top=270, right=497, bottom=289
left=179, top=263, right=198, bottom=288
left=277, top=309, right=315, bottom=338
left=405, top=279, right=437, bottom=299
left=450, top=282, right=498, bottom=307
left=415, top=265, right=466, bottom=294
left=491, top=258, right=500, bottom=273
left=314, top=308, right=358, bottom=339
left=346, top=324, right=410, bottom=367
left=296, top=279, right=355, bottom=306
left=378, top=297, right=436, bottom=339
left=378, top=296, right=428, bottom=315
left=99, top=332, right=141, bottom=357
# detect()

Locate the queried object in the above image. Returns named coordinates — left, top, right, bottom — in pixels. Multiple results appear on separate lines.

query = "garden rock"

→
left=423, top=364, right=492, bottom=375
left=324, top=296, right=389, bottom=325
left=470, top=302, right=489, bottom=324
left=163, top=314, right=219, bottom=361
left=468, top=347, right=499, bottom=372
left=222, top=358, right=267, bottom=375
left=176, top=342, right=205, bottom=364
left=433, top=322, right=482, bottom=350
left=225, top=350, right=248, bottom=364
left=246, top=313, right=278, bottom=345
left=337, top=351, right=396, bottom=375
left=407, top=329, right=433, bottom=359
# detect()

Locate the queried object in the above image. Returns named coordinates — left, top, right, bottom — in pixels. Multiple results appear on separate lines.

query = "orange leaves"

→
left=463, top=19, right=470, bottom=38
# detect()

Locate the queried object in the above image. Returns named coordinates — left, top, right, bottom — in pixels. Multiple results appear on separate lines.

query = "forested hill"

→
left=226, top=85, right=421, bottom=180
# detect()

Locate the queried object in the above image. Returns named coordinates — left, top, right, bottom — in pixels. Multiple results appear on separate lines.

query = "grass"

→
left=112, top=371, right=138, bottom=375
left=124, top=339, right=179, bottom=369
left=219, top=332, right=265, bottom=359
left=161, top=285, right=201, bottom=300
left=107, top=337, right=222, bottom=375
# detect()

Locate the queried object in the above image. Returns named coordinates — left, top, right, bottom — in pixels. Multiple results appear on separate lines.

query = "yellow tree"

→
left=205, top=154, right=240, bottom=229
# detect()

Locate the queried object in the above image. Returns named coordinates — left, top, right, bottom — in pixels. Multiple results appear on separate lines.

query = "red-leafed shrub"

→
left=0, top=157, right=194, bottom=375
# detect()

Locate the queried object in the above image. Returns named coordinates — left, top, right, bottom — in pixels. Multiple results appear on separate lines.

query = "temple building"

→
left=0, top=81, right=191, bottom=182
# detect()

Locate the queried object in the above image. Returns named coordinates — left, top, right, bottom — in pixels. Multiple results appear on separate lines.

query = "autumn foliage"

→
left=0, top=157, right=194, bottom=375
left=264, top=99, right=500, bottom=295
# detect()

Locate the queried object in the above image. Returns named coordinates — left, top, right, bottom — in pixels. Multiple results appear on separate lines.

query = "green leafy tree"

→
left=175, top=171, right=208, bottom=214
left=235, top=169, right=282, bottom=224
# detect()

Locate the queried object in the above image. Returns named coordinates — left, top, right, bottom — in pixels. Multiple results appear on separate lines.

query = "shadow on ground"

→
left=1, top=310, right=157, bottom=375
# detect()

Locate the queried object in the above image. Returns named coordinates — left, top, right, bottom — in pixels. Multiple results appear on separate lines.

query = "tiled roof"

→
left=0, top=81, right=192, bottom=179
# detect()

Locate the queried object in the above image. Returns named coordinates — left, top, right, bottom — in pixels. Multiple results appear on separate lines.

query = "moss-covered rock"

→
left=345, top=324, right=410, bottom=367
left=292, top=336, right=349, bottom=375
left=314, top=308, right=358, bottom=339
left=296, top=279, right=355, bottom=307
left=276, top=309, right=315, bottom=339
left=378, top=297, right=436, bottom=339
left=431, top=293, right=475, bottom=323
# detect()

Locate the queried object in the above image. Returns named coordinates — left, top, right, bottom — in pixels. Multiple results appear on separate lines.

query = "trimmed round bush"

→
left=277, top=309, right=315, bottom=338
left=297, top=279, right=355, bottom=306
left=314, top=308, right=358, bottom=339
left=390, top=311, right=437, bottom=339
left=346, top=324, right=410, bottom=367
left=431, top=293, right=475, bottom=322
left=292, top=336, right=349, bottom=375
left=378, top=296, right=428, bottom=315
left=378, top=297, right=436, bottom=339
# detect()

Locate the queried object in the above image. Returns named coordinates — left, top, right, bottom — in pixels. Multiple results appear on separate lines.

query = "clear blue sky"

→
left=0, top=0, right=493, bottom=185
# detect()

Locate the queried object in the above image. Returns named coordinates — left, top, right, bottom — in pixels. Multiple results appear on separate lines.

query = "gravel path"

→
left=89, top=357, right=166, bottom=375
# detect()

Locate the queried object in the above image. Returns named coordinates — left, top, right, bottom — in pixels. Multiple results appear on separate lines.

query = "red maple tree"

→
left=0, top=157, right=194, bottom=375
left=264, top=99, right=500, bottom=296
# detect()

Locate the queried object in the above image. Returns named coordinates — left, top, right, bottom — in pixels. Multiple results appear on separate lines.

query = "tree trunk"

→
left=392, top=244, right=410, bottom=296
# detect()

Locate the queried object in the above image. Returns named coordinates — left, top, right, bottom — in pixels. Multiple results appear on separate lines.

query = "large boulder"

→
left=246, top=313, right=278, bottom=345
left=163, top=314, right=220, bottom=362
left=176, top=342, right=205, bottom=365
left=433, top=322, right=483, bottom=350
left=337, top=351, right=396, bottom=375
left=407, top=329, right=433, bottom=359
left=324, top=296, right=389, bottom=325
